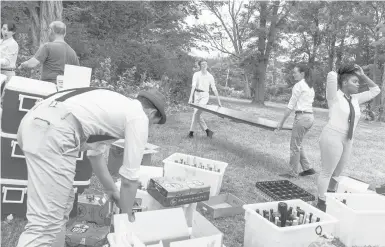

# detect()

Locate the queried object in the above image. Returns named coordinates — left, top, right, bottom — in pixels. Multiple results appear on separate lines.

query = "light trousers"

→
left=317, top=126, right=353, bottom=200
left=289, top=113, right=314, bottom=174
left=16, top=103, right=80, bottom=247
left=190, top=91, right=209, bottom=132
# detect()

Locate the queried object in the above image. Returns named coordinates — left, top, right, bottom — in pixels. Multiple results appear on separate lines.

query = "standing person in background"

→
left=188, top=60, right=222, bottom=138
left=1, top=22, right=19, bottom=97
left=276, top=64, right=316, bottom=178
left=18, top=21, right=79, bottom=84
left=316, top=64, right=380, bottom=212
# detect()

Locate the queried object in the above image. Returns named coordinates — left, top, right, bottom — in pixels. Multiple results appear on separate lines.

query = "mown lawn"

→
left=2, top=98, right=385, bottom=247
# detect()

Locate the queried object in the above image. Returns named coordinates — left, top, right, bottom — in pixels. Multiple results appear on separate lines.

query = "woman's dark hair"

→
left=337, top=64, right=358, bottom=89
left=1, top=22, right=17, bottom=39
left=295, top=64, right=313, bottom=88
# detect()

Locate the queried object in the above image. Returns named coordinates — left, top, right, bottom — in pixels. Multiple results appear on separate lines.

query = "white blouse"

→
left=287, top=79, right=315, bottom=112
left=0, top=37, right=19, bottom=69
left=325, top=71, right=380, bottom=134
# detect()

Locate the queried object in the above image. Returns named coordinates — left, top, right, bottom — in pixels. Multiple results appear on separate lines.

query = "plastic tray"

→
left=255, top=180, right=315, bottom=202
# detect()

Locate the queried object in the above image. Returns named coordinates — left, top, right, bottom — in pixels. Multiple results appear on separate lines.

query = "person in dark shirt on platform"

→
left=19, top=21, right=79, bottom=84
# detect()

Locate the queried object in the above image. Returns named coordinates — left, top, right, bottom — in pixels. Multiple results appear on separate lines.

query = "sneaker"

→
left=299, top=168, right=316, bottom=176
left=206, top=129, right=214, bottom=138
left=316, top=198, right=326, bottom=212
left=188, top=131, right=194, bottom=138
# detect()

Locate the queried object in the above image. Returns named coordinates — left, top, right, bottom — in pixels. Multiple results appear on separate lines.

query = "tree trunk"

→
left=251, top=60, right=267, bottom=105
left=27, top=3, right=41, bottom=50
left=39, top=0, right=63, bottom=45
left=244, top=72, right=251, bottom=98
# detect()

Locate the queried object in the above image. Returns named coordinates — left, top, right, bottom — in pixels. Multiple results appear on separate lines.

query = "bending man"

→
left=16, top=87, right=166, bottom=247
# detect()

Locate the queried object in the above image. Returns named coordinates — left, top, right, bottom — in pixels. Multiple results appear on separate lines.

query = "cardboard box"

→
left=197, top=193, right=245, bottom=219
left=147, top=177, right=210, bottom=207
left=76, top=193, right=111, bottom=225
left=66, top=221, right=110, bottom=247
left=113, top=208, right=190, bottom=247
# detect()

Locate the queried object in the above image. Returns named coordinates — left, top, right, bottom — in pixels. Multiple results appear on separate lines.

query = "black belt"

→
left=1, top=68, right=15, bottom=72
left=295, top=111, right=313, bottom=114
left=195, top=89, right=206, bottom=93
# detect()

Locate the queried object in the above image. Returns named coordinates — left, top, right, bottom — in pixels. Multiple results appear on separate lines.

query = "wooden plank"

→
left=189, top=104, right=292, bottom=131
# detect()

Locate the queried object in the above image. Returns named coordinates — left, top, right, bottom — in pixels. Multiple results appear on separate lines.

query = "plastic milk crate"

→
left=163, top=153, right=228, bottom=196
left=243, top=199, right=338, bottom=247
left=1, top=76, right=57, bottom=134
left=325, top=193, right=385, bottom=247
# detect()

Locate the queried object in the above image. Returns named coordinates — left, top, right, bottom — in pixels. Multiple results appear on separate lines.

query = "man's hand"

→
left=109, top=189, right=121, bottom=209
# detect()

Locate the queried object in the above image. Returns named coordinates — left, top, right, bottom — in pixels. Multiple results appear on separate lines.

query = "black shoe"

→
left=316, top=198, right=326, bottom=212
left=326, top=189, right=336, bottom=193
left=206, top=129, right=214, bottom=138
left=188, top=131, right=194, bottom=138
left=299, top=168, right=316, bottom=176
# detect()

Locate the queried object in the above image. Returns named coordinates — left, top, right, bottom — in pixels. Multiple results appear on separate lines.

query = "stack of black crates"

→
left=1, top=76, right=93, bottom=220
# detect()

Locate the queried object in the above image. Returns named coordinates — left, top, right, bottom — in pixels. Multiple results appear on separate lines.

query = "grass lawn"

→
left=2, top=98, right=385, bottom=247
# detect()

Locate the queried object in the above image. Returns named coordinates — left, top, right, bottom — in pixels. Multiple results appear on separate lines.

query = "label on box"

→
left=66, top=222, right=109, bottom=247
left=151, top=177, right=191, bottom=197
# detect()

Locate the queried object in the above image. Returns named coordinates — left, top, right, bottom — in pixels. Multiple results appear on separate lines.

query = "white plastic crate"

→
left=325, top=193, right=385, bottom=247
left=163, top=153, right=228, bottom=196
left=243, top=199, right=338, bottom=247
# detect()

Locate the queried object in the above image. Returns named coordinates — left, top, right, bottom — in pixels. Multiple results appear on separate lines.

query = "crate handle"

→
left=11, top=140, right=25, bottom=158
left=18, top=94, right=43, bottom=112
left=2, top=186, right=27, bottom=204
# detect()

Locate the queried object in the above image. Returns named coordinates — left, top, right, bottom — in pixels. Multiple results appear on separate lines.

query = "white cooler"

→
left=1, top=76, right=57, bottom=134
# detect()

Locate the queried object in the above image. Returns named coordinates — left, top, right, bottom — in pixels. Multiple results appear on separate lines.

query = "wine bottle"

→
left=309, top=213, right=313, bottom=222
left=278, top=202, right=288, bottom=227
left=316, top=217, right=320, bottom=222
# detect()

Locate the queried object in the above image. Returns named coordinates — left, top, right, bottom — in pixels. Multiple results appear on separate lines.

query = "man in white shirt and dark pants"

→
left=277, top=64, right=316, bottom=178
left=188, top=60, right=222, bottom=138
left=16, top=87, right=167, bottom=247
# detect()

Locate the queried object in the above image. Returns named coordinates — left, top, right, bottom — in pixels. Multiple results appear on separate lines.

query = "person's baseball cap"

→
left=137, top=89, right=167, bottom=124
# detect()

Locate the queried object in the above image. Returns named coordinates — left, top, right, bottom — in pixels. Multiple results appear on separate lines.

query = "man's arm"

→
left=19, top=44, right=47, bottom=69
left=88, top=151, right=118, bottom=194
left=188, top=73, right=198, bottom=103
left=119, top=116, right=148, bottom=215
left=210, top=76, right=222, bottom=106
left=19, top=57, right=40, bottom=69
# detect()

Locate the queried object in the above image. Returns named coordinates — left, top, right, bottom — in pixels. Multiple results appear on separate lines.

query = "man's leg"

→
left=16, top=117, right=78, bottom=247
